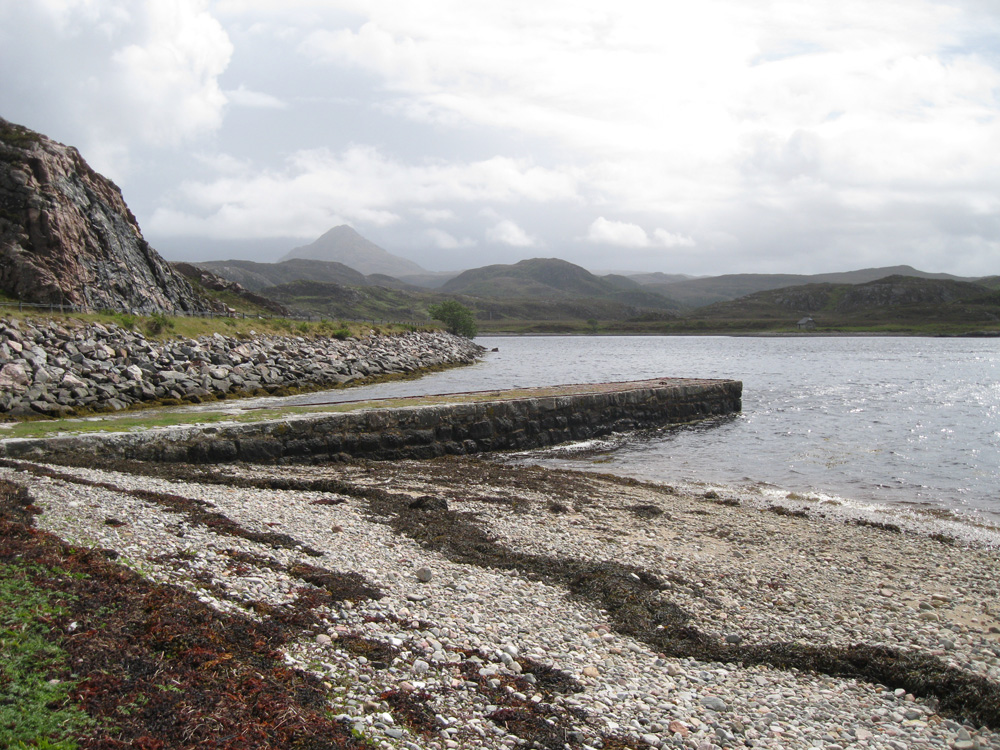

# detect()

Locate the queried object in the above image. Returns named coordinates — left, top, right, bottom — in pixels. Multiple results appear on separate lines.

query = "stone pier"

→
left=0, top=377, right=742, bottom=464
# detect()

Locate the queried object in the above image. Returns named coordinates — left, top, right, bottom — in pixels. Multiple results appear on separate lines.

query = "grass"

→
left=0, top=308, right=425, bottom=343
left=0, top=558, right=94, bottom=749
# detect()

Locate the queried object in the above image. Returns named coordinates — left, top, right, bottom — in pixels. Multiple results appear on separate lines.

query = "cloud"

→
left=586, top=218, right=650, bottom=247
left=425, top=228, right=476, bottom=249
left=225, top=84, right=287, bottom=109
left=486, top=220, right=539, bottom=248
left=412, top=208, right=456, bottom=223
left=0, top=0, right=232, bottom=174
left=150, top=146, right=574, bottom=239
left=653, top=230, right=696, bottom=248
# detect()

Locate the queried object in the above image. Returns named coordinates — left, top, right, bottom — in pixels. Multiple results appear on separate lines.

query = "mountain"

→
left=440, top=258, right=681, bottom=310
left=280, top=225, right=426, bottom=277
left=691, top=275, right=998, bottom=328
left=636, top=265, right=973, bottom=309
left=626, top=272, right=700, bottom=286
left=197, top=258, right=370, bottom=293
left=0, top=117, right=208, bottom=313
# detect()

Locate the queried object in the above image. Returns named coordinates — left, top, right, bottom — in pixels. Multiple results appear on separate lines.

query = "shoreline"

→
left=3, top=454, right=998, bottom=749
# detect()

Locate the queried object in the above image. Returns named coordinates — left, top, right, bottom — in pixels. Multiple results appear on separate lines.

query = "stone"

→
left=416, top=567, right=433, bottom=583
left=411, top=659, right=430, bottom=674
left=0, top=363, right=29, bottom=392
left=700, top=695, right=729, bottom=712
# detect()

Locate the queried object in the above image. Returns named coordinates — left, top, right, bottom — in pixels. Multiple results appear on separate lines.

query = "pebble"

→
left=12, top=458, right=1000, bottom=750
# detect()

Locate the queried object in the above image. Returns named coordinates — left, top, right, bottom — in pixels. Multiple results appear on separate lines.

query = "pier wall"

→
left=0, top=378, right=742, bottom=464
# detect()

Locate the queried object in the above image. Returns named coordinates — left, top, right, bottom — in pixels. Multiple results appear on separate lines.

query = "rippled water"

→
left=287, top=335, right=1000, bottom=523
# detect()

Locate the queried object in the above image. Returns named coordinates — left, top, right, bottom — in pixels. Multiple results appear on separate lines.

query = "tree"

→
left=427, top=300, right=478, bottom=338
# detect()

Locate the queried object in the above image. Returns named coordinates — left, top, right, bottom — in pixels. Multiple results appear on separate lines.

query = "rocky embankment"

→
left=0, top=317, right=483, bottom=418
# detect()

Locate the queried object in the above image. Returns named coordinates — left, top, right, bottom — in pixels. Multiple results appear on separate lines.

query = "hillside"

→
left=440, top=258, right=681, bottom=311
left=197, top=258, right=370, bottom=292
left=0, top=118, right=209, bottom=313
left=685, top=275, right=999, bottom=330
left=639, top=265, right=973, bottom=309
left=262, top=278, right=669, bottom=326
left=280, top=225, right=426, bottom=277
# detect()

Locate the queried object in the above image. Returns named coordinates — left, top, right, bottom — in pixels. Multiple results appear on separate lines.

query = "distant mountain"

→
left=635, top=265, right=973, bottom=309
left=280, top=225, right=426, bottom=277
left=397, top=271, right=462, bottom=289
left=627, top=272, right=701, bottom=286
left=440, top=258, right=681, bottom=310
left=692, top=275, right=997, bottom=327
left=197, top=258, right=371, bottom=293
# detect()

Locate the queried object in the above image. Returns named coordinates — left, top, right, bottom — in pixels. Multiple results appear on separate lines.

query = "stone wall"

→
left=0, top=317, right=484, bottom=418
left=0, top=378, right=742, bottom=464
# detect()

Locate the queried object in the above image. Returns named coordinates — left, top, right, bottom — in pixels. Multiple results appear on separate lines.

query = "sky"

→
left=1, top=0, right=999, bottom=277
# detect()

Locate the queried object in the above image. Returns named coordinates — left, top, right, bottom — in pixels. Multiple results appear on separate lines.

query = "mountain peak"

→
left=279, top=225, right=426, bottom=277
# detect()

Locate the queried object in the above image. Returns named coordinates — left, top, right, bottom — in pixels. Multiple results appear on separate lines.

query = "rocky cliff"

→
left=0, top=118, right=209, bottom=313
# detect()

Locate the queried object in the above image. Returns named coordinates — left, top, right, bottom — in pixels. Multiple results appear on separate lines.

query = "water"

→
left=285, top=335, right=1000, bottom=524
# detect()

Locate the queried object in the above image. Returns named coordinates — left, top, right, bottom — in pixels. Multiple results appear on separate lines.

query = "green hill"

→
left=440, top=258, right=681, bottom=310
left=679, top=275, right=1000, bottom=332
left=637, top=265, right=973, bottom=309
left=197, top=258, right=370, bottom=292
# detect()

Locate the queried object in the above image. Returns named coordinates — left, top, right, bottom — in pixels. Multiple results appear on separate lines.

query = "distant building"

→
left=797, top=317, right=817, bottom=330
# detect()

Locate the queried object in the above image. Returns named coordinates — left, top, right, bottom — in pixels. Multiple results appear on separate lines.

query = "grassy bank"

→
left=0, top=308, right=429, bottom=343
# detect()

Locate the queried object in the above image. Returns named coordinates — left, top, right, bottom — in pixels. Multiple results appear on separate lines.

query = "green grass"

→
left=0, top=308, right=424, bottom=343
left=0, top=562, right=93, bottom=749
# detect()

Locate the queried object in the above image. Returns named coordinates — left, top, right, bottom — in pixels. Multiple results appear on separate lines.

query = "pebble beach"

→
left=3, top=454, right=999, bottom=750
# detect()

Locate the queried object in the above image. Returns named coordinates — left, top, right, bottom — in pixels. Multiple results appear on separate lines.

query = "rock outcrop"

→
left=0, top=118, right=209, bottom=313
left=171, top=262, right=294, bottom=317
left=0, top=316, right=483, bottom=418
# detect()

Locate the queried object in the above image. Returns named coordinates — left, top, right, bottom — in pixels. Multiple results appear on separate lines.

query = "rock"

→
left=700, top=695, right=729, bottom=712
left=582, top=666, right=601, bottom=678
left=416, top=567, right=433, bottom=583
left=668, top=720, right=690, bottom=736
left=0, top=117, right=210, bottom=313
left=316, top=633, right=332, bottom=646
left=0, top=363, right=29, bottom=392
left=411, top=659, right=430, bottom=674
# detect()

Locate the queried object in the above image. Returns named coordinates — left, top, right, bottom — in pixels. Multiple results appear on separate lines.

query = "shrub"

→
left=427, top=300, right=478, bottom=338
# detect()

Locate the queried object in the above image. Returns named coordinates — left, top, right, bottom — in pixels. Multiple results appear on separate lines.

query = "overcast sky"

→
left=2, top=1, right=998, bottom=277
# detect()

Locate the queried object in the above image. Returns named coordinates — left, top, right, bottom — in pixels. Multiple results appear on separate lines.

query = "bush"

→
left=427, top=300, right=478, bottom=338
left=144, top=313, right=174, bottom=336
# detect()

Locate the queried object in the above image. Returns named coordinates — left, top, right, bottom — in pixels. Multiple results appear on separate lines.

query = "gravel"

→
left=4, top=455, right=999, bottom=750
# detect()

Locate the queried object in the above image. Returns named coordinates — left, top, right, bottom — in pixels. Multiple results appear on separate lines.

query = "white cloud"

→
left=486, top=220, right=539, bottom=248
left=151, top=146, right=574, bottom=239
left=586, top=218, right=650, bottom=247
left=0, top=0, right=232, bottom=174
left=653, top=229, right=696, bottom=248
left=225, top=84, right=287, bottom=109
left=425, top=228, right=476, bottom=249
